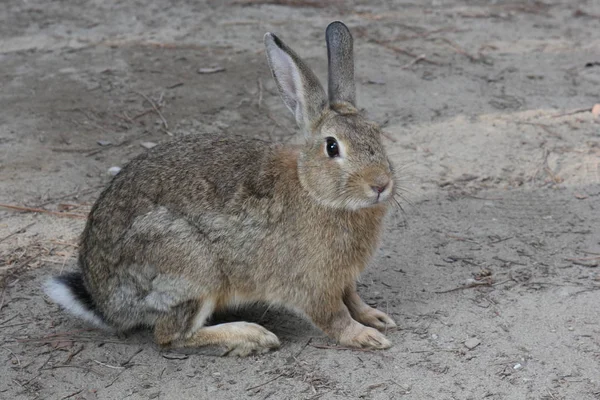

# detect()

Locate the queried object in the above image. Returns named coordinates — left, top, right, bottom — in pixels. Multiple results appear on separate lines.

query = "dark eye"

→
left=325, top=137, right=340, bottom=158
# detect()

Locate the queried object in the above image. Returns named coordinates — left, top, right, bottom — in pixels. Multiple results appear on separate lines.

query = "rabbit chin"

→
left=329, top=193, right=391, bottom=211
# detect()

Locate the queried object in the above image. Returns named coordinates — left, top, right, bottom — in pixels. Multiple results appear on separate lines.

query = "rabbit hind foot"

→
left=154, top=299, right=280, bottom=356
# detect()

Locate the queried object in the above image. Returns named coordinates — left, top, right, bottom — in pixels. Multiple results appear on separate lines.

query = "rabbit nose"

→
left=370, top=177, right=390, bottom=194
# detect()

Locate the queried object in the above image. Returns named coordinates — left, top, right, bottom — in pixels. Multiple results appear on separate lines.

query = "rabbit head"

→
left=265, top=21, right=394, bottom=211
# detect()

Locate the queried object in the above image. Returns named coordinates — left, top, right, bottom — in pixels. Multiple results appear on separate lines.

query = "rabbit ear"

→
left=326, top=21, right=356, bottom=107
left=264, top=32, right=328, bottom=134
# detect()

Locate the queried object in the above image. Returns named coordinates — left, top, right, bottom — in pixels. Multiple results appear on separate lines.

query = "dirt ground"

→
left=1, top=0, right=599, bottom=399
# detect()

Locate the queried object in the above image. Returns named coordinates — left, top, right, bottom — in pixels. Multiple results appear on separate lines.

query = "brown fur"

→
left=45, top=21, right=397, bottom=356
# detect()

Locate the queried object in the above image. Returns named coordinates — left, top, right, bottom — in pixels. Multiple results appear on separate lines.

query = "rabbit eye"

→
left=325, top=137, right=340, bottom=158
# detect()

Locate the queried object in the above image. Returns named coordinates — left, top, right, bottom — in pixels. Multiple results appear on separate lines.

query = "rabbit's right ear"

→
left=326, top=21, right=355, bottom=107
left=264, top=33, right=328, bottom=134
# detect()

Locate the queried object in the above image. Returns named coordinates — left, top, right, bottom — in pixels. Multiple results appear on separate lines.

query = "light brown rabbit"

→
left=44, top=21, right=397, bottom=356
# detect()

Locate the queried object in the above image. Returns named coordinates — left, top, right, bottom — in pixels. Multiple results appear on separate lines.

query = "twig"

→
left=0, top=222, right=35, bottom=244
left=16, top=328, right=98, bottom=342
left=51, top=147, right=99, bottom=153
left=18, top=336, right=127, bottom=345
left=551, top=107, right=591, bottom=118
left=446, top=234, right=479, bottom=244
left=64, top=344, right=85, bottom=364
left=0, top=254, right=36, bottom=273
left=368, top=38, right=441, bottom=65
left=105, top=368, right=128, bottom=388
left=310, top=344, right=375, bottom=352
left=401, top=54, right=426, bottom=69
left=380, top=130, right=397, bottom=142
left=306, top=393, right=328, bottom=400
left=132, top=108, right=154, bottom=120
left=86, top=131, right=148, bottom=157
left=257, top=77, right=263, bottom=109
left=0, top=288, right=6, bottom=313
left=0, top=322, right=29, bottom=329
left=2, top=346, right=21, bottom=368
left=38, top=350, right=55, bottom=372
left=234, top=0, right=330, bottom=7
left=166, top=82, right=184, bottom=89
left=463, top=194, right=503, bottom=201
left=530, top=148, right=549, bottom=183
left=134, top=91, right=171, bottom=134
left=60, top=389, right=84, bottom=400
left=434, top=38, right=486, bottom=63
left=0, top=203, right=87, bottom=219
left=294, top=338, right=312, bottom=358
left=579, top=250, right=600, bottom=255
left=94, top=360, right=125, bottom=369
left=36, top=186, right=103, bottom=207
left=120, top=111, right=135, bottom=124
left=516, top=122, right=561, bottom=139
left=19, top=372, right=41, bottom=388
left=121, top=348, right=144, bottom=366
left=40, top=364, right=104, bottom=376
left=488, top=236, right=513, bottom=244
left=434, top=280, right=492, bottom=293
left=492, top=279, right=514, bottom=287
left=0, top=315, right=18, bottom=326
left=565, top=256, right=600, bottom=261
left=105, top=349, right=144, bottom=389
left=246, top=373, right=285, bottom=391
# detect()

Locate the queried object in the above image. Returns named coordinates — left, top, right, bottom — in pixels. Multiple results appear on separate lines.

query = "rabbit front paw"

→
left=355, top=307, right=397, bottom=331
left=339, top=323, right=392, bottom=349
left=222, top=322, right=281, bottom=357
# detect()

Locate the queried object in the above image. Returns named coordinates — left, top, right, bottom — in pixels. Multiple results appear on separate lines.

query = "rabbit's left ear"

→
left=326, top=21, right=356, bottom=107
left=264, top=32, right=328, bottom=134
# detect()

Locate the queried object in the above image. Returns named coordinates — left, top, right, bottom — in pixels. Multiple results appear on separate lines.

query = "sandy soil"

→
left=1, top=1, right=599, bottom=399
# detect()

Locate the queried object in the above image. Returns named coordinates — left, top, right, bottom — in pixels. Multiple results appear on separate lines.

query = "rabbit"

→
left=44, top=21, right=398, bottom=356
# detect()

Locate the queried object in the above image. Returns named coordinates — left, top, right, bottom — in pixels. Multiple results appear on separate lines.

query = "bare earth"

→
left=1, top=1, right=599, bottom=399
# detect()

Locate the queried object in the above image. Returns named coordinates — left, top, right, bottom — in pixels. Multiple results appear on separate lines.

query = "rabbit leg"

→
left=306, top=299, right=392, bottom=350
left=153, top=299, right=279, bottom=356
left=153, top=299, right=207, bottom=346
left=343, top=283, right=396, bottom=331
left=177, top=322, right=280, bottom=357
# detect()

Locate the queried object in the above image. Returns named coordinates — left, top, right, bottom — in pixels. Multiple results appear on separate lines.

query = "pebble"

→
left=513, top=363, right=522, bottom=370
left=198, top=66, right=226, bottom=74
left=97, top=139, right=112, bottom=146
left=108, top=166, right=121, bottom=176
left=464, top=338, right=481, bottom=350
left=141, top=141, right=158, bottom=149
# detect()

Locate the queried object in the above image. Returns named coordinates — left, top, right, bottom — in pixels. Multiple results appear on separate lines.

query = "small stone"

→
left=198, top=66, right=226, bottom=74
left=141, top=141, right=158, bottom=149
left=161, top=352, right=188, bottom=360
left=592, top=103, right=600, bottom=118
left=367, top=78, right=386, bottom=85
left=464, top=338, right=481, bottom=350
left=97, top=140, right=112, bottom=146
left=108, top=166, right=121, bottom=176
left=513, top=363, right=522, bottom=370
left=399, top=383, right=411, bottom=393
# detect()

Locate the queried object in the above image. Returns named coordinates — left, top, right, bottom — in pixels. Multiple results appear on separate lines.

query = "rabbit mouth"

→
left=370, top=187, right=392, bottom=205
left=365, top=177, right=393, bottom=204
